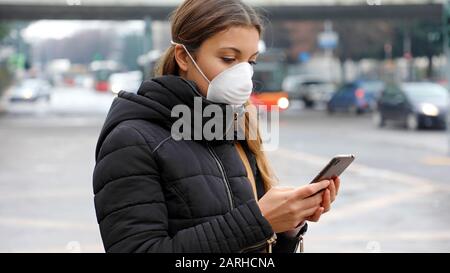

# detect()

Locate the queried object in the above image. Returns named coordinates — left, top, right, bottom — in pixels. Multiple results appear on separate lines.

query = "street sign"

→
left=318, top=31, right=338, bottom=49
left=318, top=21, right=339, bottom=50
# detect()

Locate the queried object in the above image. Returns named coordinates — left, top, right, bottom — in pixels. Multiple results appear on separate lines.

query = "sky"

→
left=22, top=20, right=145, bottom=42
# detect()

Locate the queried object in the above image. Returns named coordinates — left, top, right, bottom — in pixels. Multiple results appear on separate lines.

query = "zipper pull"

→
left=297, top=235, right=304, bottom=253
left=267, top=233, right=277, bottom=253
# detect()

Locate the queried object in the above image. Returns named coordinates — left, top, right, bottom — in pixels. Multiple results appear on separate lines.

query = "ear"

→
left=174, top=45, right=189, bottom=73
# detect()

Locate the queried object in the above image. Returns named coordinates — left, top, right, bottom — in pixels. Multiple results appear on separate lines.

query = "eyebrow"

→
left=219, top=47, right=259, bottom=57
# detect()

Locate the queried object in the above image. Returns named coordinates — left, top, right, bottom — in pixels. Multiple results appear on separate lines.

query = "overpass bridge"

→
left=0, top=0, right=444, bottom=21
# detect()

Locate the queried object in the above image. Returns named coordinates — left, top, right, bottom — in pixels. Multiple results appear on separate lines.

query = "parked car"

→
left=327, top=80, right=385, bottom=114
left=373, top=82, right=449, bottom=130
left=282, top=75, right=335, bottom=107
left=8, top=79, right=52, bottom=103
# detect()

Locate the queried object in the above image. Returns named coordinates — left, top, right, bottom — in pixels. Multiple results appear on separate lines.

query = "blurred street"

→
left=0, top=87, right=113, bottom=252
left=0, top=86, right=449, bottom=252
left=273, top=106, right=450, bottom=252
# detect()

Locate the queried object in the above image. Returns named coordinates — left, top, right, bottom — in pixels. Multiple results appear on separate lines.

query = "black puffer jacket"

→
left=93, top=75, right=301, bottom=253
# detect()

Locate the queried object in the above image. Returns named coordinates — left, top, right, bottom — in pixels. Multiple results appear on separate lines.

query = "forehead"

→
left=202, top=26, right=260, bottom=55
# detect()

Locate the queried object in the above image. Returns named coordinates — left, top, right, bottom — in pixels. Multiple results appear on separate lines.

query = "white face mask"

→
left=171, top=40, right=254, bottom=106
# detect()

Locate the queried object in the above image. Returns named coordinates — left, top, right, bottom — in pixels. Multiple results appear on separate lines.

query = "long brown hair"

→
left=156, top=0, right=277, bottom=192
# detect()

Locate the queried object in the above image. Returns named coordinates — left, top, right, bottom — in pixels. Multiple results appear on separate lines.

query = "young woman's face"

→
left=175, top=26, right=260, bottom=96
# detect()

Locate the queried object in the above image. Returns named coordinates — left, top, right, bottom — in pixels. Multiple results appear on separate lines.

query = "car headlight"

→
left=277, top=97, right=289, bottom=110
left=111, top=85, right=121, bottom=94
left=421, top=103, right=439, bottom=117
left=22, top=90, right=34, bottom=99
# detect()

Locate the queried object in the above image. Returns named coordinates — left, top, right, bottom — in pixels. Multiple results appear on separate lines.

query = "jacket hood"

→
left=95, top=75, right=236, bottom=159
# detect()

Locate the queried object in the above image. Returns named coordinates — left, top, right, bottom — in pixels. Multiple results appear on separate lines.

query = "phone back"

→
left=311, top=155, right=355, bottom=183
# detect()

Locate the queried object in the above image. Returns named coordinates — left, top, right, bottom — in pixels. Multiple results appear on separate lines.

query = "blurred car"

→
left=63, top=75, right=75, bottom=86
left=8, top=79, right=52, bottom=103
left=109, top=71, right=143, bottom=94
left=74, top=74, right=94, bottom=89
left=373, top=82, right=449, bottom=130
left=250, top=50, right=290, bottom=111
left=90, top=60, right=121, bottom=92
left=282, top=75, right=335, bottom=107
left=327, top=80, right=385, bottom=114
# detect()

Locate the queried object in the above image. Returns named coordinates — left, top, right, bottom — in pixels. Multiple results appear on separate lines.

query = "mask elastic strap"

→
left=170, top=40, right=211, bottom=84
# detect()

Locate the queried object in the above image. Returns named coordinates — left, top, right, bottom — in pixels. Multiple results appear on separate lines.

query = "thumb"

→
left=296, top=180, right=330, bottom=199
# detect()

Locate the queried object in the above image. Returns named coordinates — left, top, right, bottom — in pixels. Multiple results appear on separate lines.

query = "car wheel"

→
left=440, top=119, right=447, bottom=130
left=327, top=106, right=334, bottom=115
left=373, top=111, right=385, bottom=127
left=349, top=105, right=358, bottom=115
left=356, top=108, right=364, bottom=115
left=304, top=99, right=314, bottom=108
left=406, top=113, right=419, bottom=130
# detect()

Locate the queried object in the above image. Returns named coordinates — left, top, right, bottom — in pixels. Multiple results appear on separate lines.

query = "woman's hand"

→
left=306, top=177, right=341, bottom=222
left=322, top=176, right=340, bottom=213
left=257, top=180, right=330, bottom=233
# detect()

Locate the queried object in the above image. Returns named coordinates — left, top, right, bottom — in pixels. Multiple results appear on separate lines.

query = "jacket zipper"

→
left=207, top=144, right=235, bottom=211
left=239, top=233, right=277, bottom=253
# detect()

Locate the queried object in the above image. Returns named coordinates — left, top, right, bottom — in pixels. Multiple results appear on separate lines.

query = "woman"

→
left=93, top=0, right=340, bottom=253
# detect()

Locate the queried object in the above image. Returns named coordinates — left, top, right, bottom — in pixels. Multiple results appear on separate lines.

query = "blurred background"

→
left=0, top=0, right=450, bottom=253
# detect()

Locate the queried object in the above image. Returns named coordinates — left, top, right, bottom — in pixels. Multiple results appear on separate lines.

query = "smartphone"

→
left=310, top=154, right=355, bottom=184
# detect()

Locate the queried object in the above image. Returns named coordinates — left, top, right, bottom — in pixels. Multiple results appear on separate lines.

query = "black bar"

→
left=0, top=253, right=447, bottom=272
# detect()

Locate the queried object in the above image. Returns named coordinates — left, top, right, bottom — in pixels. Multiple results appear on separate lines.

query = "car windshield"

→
left=253, top=65, right=285, bottom=92
left=336, top=83, right=356, bottom=93
left=361, top=81, right=384, bottom=94
left=301, top=80, right=326, bottom=85
left=18, top=80, right=43, bottom=88
left=402, top=83, right=449, bottom=103
left=13, top=80, right=46, bottom=94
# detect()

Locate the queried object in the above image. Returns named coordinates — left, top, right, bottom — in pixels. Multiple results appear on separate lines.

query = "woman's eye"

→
left=221, top=57, right=235, bottom=63
left=248, top=60, right=258, bottom=66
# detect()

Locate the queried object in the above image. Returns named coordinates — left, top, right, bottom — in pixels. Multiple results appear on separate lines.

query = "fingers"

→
left=292, top=194, right=322, bottom=217
left=304, top=191, right=324, bottom=208
left=295, top=180, right=330, bottom=199
left=289, top=192, right=323, bottom=222
left=322, top=189, right=331, bottom=213
left=334, top=177, right=341, bottom=196
left=329, top=179, right=336, bottom=203
left=306, top=207, right=324, bottom=222
left=301, top=206, right=320, bottom=219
